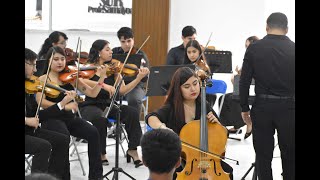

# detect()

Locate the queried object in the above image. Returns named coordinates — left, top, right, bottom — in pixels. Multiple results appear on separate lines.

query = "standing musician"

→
left=35, top=46, right=107, bottom=180
left=145, top=67, right=233, bottom=179
left=240, top=12, right=295, bottom=180
left=36, top=31, right=69, bottom=76
left=112, top=27, right=150, bottom=118
left=79, top=39, right=149, bottom=168
left=25, top=48, right=70, bottom=180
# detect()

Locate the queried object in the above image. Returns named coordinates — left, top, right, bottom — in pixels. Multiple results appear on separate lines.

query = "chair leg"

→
left=25, top=154, right=32, bottom=173
left=69, top=136, right=86, bottom=176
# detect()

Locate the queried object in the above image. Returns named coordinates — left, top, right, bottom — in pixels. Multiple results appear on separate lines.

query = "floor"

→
left=26, top=122, right=283, bottom=180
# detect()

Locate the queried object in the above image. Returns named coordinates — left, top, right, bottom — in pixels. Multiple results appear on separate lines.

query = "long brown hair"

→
left=165, top=67, right=199, bottom=129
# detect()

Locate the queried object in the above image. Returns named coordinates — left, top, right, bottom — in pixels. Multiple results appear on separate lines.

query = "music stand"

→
left=146, top=64, right=196, bottom=96
left=204, top=49, right=232, bottom=73
left=101, top=75, right=135, bottom=180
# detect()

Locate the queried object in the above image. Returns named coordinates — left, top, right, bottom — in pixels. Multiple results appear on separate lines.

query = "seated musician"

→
left=145, top=67, right=233, bottom=180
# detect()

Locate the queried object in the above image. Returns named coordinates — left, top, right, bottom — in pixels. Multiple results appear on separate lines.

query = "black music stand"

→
left=204, top=49, right=232, bottom=73
left=101, top=75, right=135, bottom=180
left=146, top=64, right=196, bottom=96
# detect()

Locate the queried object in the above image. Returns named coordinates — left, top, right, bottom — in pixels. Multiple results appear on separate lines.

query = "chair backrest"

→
left=206, top=79, right=227, bottom=95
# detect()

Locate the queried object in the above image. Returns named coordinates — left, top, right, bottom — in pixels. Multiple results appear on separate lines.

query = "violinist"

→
left=166, top=26, right=197, bottom=65
left=79, top=39, right=149, bottom=168
left=36, top=31, right=68, bottom=76
left=145, top=67, right=233, bottom=180
left=112, top=27, right=150, bottom=118
left=36, top=46, right=107, bottom=180
left=25, top=48, right=70, bottom=180
left=183, top=39, right=211, bottom=77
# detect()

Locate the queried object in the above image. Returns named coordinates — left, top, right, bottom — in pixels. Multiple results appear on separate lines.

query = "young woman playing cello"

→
left=35, top=46, right=107, bottom=180
left=145, top=67, right=233, bottom=179
left=79, top=39, right=149, bottom=168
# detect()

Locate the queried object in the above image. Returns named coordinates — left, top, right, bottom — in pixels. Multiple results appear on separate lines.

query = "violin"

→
left=177, top=75, right=230, bottom=180
left=106, top=59, right=139, bottom=77
left=25, top=75, right=83, bottom=102
left=65, top=48, right=89, bottom=64
left=58, top=59, right=139, bottom=83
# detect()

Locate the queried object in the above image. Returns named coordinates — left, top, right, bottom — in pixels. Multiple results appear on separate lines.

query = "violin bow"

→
left=101, top=46, right=134, bottom=118
left=112, top=45, right=134, bottom=87
left=34, top=49, right=55, bottom=132
left=181, top=140, right=239, bottom=165
left=135, top=35, right=150, bottom=54
left=73, top=38, right=83, bottom=118
left=194, top=32, right=212, bottom=64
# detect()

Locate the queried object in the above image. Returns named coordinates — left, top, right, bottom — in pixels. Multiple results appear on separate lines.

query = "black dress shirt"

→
left=166, top=44, right=185, bottom=65
left=239, top=34, right=295, bottom=112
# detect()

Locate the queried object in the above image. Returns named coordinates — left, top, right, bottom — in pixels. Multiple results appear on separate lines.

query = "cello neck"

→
left=200, top=79, right=208, bottom=151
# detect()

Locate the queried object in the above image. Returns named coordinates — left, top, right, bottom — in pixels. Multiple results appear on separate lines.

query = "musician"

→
left=240, top=12, right=295, bottom=180
left=220, top=36, right=259, bottom=138
left=145, top=67, right=233, bottom=179
left=141, top=129, right=182, bottom=180
left=25, top=48, right=70, bottom=179
left=79, top=39, right=149, bottom=168
left=166, top=25, right=197, bottom=65
left=112, top=27, right=150, bottom=118
left=183, top=39, right=211, bottom=76
left=36, top=46, right=107, bottom=180
left=36, top=31, right=68, bottom=77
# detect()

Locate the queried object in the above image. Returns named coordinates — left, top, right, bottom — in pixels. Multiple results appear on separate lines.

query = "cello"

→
left=177, top=67, right=230, bottom=180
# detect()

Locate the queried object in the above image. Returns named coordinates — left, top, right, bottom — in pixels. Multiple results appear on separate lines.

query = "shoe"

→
left=228, top=128, right=242, bottom=134
left=244, top=131, right=252, bottom=139
left=75, top=137, right=88, bottom=143
left=126, top=150, right=143, bottom=168
left=107, top=132, right=116, bottom=139
left=102, top=159, right=109, bottom=166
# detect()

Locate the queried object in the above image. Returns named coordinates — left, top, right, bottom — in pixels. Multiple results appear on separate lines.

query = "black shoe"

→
left=126, top=150, right=143, bottom=168
left=107, top=132, right=116, bottom=139
left=244, top=131, right=252, bottom=139
left=102, top=159, right=109, bottom=166
left=228, top=128, right=242, bottom=134
left=75, top=137, right=88, bottom=143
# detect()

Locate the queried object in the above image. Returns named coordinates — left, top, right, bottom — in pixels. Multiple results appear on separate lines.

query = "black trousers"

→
left=123, top=85, right=146, bottom=119
left=80, top=104, right=142, bottom=154
left=219, top=93, right=245, bottom=129
left=251, top=98, right=295, bottom=180
left=41, top=116, right=103, bottom=179
left=25, top=128, right=70, bottom=180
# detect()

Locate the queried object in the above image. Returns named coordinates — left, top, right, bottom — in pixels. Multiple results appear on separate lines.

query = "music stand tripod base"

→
left=102, top=75, right=136, bottom=180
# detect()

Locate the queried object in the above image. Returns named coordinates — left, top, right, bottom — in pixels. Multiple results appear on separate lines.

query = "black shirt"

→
left=145, top=99, right=219, bottom=135
left=112, top=47, right=149, bottom=86
left=166, top=44, right=185, bottom=65
left=80, top=74, right=115, bottom=110
left=239, top=34, right=295, bottom=112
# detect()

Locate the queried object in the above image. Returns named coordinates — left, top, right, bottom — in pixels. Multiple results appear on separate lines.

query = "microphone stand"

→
left=102, top=75, right=135, bottom=180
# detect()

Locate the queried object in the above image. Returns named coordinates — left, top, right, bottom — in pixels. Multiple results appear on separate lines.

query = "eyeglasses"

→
left=25, top=61, right=37, bottom=68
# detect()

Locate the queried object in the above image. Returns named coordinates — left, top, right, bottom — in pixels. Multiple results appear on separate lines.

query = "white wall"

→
left=169, top=0, right=295, bottom=93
